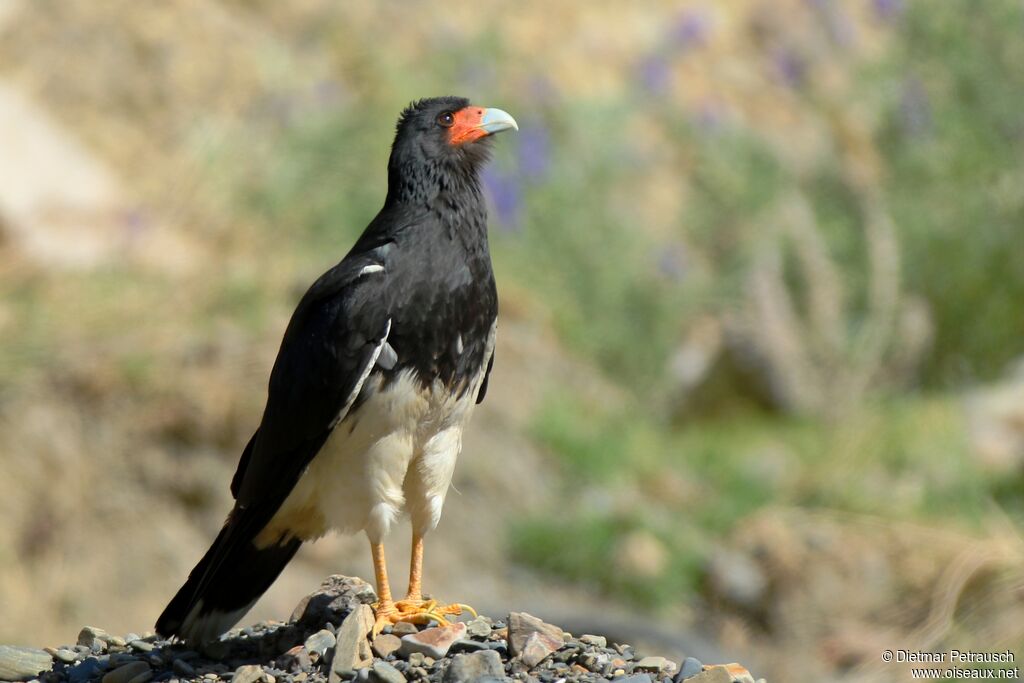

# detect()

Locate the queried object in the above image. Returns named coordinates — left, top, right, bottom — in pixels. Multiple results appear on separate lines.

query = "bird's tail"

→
left=156, top=512, right=302, bottom=644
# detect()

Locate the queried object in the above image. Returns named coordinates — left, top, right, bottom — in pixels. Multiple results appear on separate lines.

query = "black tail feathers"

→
left=156, top=516, right=302, bottom=643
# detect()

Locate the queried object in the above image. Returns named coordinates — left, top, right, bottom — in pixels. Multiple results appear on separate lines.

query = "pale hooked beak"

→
left=478, top=108, right=518, bottom=135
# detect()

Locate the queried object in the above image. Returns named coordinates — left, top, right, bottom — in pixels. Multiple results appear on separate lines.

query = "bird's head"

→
left=387, top=96, right=517, bottom=203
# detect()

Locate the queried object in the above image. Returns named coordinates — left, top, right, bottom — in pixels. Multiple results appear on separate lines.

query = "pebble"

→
left=389, top=624, right=418, bottom=638
left=276, top=647, right=311, bottom=674
left=369, top=662, right=405, bottom=683
left=330, top=605, right=374, bottom=682
left=50, top=650, right=79, bottom=665
left=231, top=665, right=270, bottom=683
left=171, top=661, right=195, bottom=678
left=519, top=632, right=560, bottom=668
left=0, top=646, right=53, bottom=681
left=675, top=657, right=703, bottom=681
left=397, top=623, right=466, bottom=660
left=67, top=658, right=103, bottom=683
left=305, top=631, right=337, bottom=659
left=507, top=614, right=563, bottom=659
left=77, top=628, right=110, bottom=650
left=635, top=657, right=671, bottom=674
left=101, top=662, right=150, bottom=683
left=617, top=676, right=652, bottom=683
left=684, top=668, right=731, bottom=683
left=579, top=635, right=607, bottom=649
left=464, top=619, right=491, bottom=640
left=442, top=651, right=503, bottom=683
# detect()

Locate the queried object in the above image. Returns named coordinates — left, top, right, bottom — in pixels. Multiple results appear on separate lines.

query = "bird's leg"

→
left=386, top=531, right=476, bottom=626
left=370, top=540, right=400, bottom=634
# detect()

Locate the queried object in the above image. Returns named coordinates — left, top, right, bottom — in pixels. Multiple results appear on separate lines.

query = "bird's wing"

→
left=475, top=349, right=494, bottom=404
left=231, top=252, right=393, bottom=523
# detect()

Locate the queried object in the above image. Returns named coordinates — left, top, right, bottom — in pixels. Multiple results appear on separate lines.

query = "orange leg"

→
left=370, top=532, right=475, bottom=635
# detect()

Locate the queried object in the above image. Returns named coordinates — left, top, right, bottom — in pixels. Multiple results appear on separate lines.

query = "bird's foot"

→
left=372, top=598, right=476, bottom=636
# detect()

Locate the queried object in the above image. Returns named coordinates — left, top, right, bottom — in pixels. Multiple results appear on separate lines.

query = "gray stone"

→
left=578, top=635, right=607, bottom=649
left=448, top=641, right=489, bottom=654
left=329, top=604, right=374, bottom=682
left=442, top=651, right=503, bottom=683
left=370, top=635, right=401, bottom=660
left=67, top=658, right=103, bottom=683
left=635, top=657, right=671, bottom=674
left=101, top=662, right=149, bottom=683
left=684, top=667, right=731, bottom=683
left=233, top=665, right=272, bottom=683
left=277, top=647, right=311, bottom=673
left=125, top=671, right=153, bottom=683
left=200, top=640, right=229, bottom=661
left=49, top=650, right=78, bottom=665
left=0, top=646, right=53, bottom=681
left=398, top=623, right=466, bottom=660
left=369, top=662, right=405, bottom=683
left=519, top=632, right=560, bottom=668
left=617, top=676, right=652, bottom=683
left=292, top=576, right=377, bottom=632
left=172, top=660, right=195, bottom=678
left=675, top=657, right=703, bottom=681
left=389, top=623, right=418, bottom=637
left=305, top=630, right=337, bottom=658
left=506, top=614, right=563, bottom=659
left=464, top=618, right=492, bottom=640
left=127, top=642, right=153, bottom=654
left=77, top=628, right=110, bottom=650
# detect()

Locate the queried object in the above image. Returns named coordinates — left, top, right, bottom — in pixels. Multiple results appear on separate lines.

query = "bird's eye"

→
left=437, top=112, right=455, bottom=128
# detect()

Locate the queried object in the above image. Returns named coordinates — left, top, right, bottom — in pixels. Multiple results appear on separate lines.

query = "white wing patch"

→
left=359, top=264, right=384, bottom=277
left=329, top=318, right=391, bottom=429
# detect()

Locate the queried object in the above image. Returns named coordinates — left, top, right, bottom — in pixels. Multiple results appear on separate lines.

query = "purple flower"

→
left=638, top=54, right=673, bottom=95
left=773, top=49, right=807, bottom=89
left=517, top=121, right=551, bottom=181
left=668, top=9, right=709, bottom=50
left=871, top=0, right=904, bottom=22
left=482, top=166, right=522, bottom=231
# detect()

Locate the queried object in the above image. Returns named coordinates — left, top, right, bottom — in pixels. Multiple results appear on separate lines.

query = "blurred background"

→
left=1, top=0, right=1023, bottom=681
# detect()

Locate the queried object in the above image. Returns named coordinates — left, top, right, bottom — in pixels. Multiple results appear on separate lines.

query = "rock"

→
left=306, top=630, right=337, bottom=658
left=76, top=628, right=110, bottom=650
left=292, top=576, right=377, bottom=632
left=232, top=665, right=272, bottom=683
left=675, top=657, right=704, bottom=681
left=370, top=635, right=401, bottom=660
left=171, top=660, right=195, bottom=678
left=369, top=662, right=405, bottom=683
left=101, top=662, right=149, bottom=683
left=49, top=650, right=78, bottom=665
left=127, top=642, right=153, bottom=654
left=506, top=613, right=563, bottom=659
left=721, top=664, right=755, bottom=683
left=389, top=623, right=418, bottom=637
left=617, top=676, right=652, bottom=683
left=448, top=641, right=489, bottom=654
left=578, top=635, right=607, bottom=649
left=519, top=632, right=559, bottom=668
left=398, top=623, right=466, bottom=660
left=330, top=604, right=374, bottom=682
left=0, top=646, right=53, bottom=681
left=685, top=667, right=732, bottom=683
left=464, top=618, right=492, bottom=640
left=200, top=640, right=229, bottom=661
left=635, top=656, right=671, bottom=674
left=125, top=671, right=153, bottom=683
left=277, top=646, right=312, bottom=673
left=442, top=651, right=504, bottom=683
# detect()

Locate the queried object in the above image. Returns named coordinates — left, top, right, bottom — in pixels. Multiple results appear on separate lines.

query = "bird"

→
left=156, top=96, right=517, bottom=643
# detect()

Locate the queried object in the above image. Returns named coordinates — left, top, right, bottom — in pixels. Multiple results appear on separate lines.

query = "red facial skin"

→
left=447, top=107, right=487, bottom=145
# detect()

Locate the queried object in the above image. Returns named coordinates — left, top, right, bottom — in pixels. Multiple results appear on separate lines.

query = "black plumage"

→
left=157, top=96, right=513, bottom=642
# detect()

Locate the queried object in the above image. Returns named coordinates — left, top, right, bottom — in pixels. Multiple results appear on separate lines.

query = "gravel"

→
left=7, top=575, right=764, bottom=683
